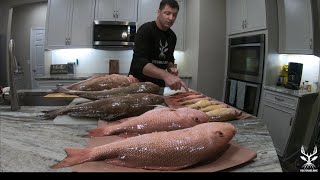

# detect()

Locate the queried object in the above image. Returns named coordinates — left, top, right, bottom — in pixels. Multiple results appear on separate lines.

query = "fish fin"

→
left=88, top=127, right=108, bottom=137
left=50, top=148, right=91, bottom=169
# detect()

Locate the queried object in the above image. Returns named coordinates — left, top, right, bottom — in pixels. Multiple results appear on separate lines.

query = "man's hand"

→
left=167, top=67, right=179, bottom=76
left=164, top=74, right=189, bottom=92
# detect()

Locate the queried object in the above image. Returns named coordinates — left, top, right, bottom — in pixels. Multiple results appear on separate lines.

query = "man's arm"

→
left=143, top=63, right=188, bottom=92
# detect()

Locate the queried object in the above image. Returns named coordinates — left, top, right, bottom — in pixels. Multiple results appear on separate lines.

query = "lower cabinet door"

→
left=261, top=100, right=296, bottom=157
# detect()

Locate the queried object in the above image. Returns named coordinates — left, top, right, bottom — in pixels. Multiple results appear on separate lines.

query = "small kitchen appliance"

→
left=287, top=62, right=303, bottom=90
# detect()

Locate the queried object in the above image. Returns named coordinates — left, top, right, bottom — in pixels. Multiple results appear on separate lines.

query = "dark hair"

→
left=159, top=0, right=179, bottom=11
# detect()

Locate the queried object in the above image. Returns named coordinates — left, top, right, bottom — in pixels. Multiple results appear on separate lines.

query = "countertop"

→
left=264, top=85, right=319, bottom=98
left=35, top=74, right=192, bottom=81
left=0, top=105, right=282, bottom=172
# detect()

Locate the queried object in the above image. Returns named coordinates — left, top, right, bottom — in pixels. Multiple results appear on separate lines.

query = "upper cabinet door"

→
left=278, top=0, right=313, bottom=54
left=95, top=0, right=137, bottom=22
left=116, top=0, right=138, bottom=22
left=227, top=0, right=266, bottom=35
left=95, top=0, right=117, bottom=21
left=227, top=0, right=245, bottom=35
left=69, top=0, right=95, bottom=48
left=46, top=0, right=71, bottom=49
left=245, top=0, right=267, bottom=32
left=138, top=0, right=160, bottom=28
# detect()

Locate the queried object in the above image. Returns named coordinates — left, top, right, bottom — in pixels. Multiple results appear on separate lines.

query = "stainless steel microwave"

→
left=93, top=21, right=136, bottom=48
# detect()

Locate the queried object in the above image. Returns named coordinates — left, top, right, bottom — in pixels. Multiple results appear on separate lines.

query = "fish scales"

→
left=54, top=82, right=160, bottom=100
left=38, top=93, right=164, bottom=120
left=51, top=122, right=236, bottom=171
left=65, top=74, right=139, bottom=91
left=88, top=107, right=209, bottom=137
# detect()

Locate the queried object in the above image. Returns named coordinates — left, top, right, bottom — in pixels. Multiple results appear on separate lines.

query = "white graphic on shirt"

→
left=159, top=40, right=168, bottom=59
left=300, top=146, right=318, bottom=172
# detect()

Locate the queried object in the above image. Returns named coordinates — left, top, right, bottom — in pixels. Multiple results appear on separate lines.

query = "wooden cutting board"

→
left=44, top=93, right=78, bottom=100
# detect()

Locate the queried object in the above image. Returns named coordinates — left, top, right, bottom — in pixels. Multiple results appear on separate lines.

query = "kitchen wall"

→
left=0, top=0, right=47, bottom=87
left=185, top=0, right=226, bottom=100
left=45, top=49, right=186, bottom=76
left=11, top=2, right=47, bottom=89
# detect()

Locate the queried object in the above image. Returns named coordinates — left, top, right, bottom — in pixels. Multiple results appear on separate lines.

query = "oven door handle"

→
left=230, top=43, right=261, bottom=48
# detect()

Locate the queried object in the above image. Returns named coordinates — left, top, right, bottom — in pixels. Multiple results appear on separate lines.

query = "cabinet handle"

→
left=69, top=38, right=71, bottom=45
left=289, top=117, right=293, bottom=126
left=274, top=97, right=284, bottom=102
left=242, top=20, right=245, bottom=29
left=65, top=38, right=68, bottom=45
left=310, top=39, right=313, bottom=50
left=116, top=11, right=119, bottom=18
left=113, top=11, right=115, bottom=18
left=244, top=19, right=248, bottom=29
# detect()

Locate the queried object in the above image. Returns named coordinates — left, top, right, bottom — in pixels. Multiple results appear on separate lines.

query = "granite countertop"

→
left=35, top=74, right=192, bottom=80
left=0, top=105, right=282, bottom=172
left=264, top=85, right=319, bottom=98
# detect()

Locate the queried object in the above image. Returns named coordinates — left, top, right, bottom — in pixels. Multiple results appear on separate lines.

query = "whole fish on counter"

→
left=51, top=122, right=236, bottom=171
left=88, top=107, right=209, bottom=137
left=54, top=74, right=139, bottom=91
left=38, top=93, right=164, bottom=120
left=53, top=82, right=160, bottom=100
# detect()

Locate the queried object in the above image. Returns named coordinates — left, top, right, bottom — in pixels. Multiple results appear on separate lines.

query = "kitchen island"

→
left=0, top=105, right=282, bottom=172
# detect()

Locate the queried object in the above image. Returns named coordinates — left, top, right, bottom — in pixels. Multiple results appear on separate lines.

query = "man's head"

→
left=156, top=0, right=179, bottom=31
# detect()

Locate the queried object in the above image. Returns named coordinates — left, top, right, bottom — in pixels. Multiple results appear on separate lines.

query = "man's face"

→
left=157, top=5, right=178, bottom=30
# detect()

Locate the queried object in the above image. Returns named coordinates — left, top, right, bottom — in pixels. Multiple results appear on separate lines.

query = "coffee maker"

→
left=287, top=62, right=303, bottom=90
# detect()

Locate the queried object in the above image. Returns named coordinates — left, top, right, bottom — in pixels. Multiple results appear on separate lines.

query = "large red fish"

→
left=51, top=122, right=236, bottom=171
left=60, top=74, right=139, bottom=91
left=88, top=107, right=209, bottom=137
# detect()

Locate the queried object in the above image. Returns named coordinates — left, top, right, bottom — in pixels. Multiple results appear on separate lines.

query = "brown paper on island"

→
left=70, top=120, right=257, bottom=172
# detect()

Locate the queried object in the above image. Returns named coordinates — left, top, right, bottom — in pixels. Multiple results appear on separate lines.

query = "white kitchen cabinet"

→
left=227, top=0, right=266, bottom=35
left=46, top=0, right=95, bottom=49
left=138, top=0, right=185, bottom=50
left=95, top=0, right=138, bottom=22
left=261, top=89, right=317, bottom=159
left=278, top=0, right=313, bottom=54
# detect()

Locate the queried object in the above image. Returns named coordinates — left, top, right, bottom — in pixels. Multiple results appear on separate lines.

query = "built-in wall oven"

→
left=227, top=34, right=265, bottom=83
left=225, top=34, right=265, bottom=116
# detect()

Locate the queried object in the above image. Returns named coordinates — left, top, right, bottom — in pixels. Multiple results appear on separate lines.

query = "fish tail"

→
left=88, top=127, right=109, bottom=137
left=50, top=148, right=92, bottom=169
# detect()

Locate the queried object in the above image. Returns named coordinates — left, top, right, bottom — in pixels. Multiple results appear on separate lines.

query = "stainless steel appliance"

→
left=227, top=34, right=265, bottom=83
left=224, top=34, right=265, bottom=116
left=93, top=21, right=136, bottom=48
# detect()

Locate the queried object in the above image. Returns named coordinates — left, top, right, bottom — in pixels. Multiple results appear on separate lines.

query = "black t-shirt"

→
left=129, top=21, right=177, bottom=87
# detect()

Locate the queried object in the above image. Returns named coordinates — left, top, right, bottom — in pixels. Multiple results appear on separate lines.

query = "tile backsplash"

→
left=45, top=49, right=190, bottom=76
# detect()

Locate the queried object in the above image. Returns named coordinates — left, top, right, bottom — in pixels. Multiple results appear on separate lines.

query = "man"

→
left=129, top=0, right=188, bottom=92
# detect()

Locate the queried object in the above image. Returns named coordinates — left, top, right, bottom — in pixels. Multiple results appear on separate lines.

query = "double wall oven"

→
left=225, top=34, right=265, bottom=116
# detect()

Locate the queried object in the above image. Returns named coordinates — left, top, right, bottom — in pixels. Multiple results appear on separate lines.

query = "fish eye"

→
left=193, top=117, right=201, bottom=123
left=216, top=131, right=224, bottom=137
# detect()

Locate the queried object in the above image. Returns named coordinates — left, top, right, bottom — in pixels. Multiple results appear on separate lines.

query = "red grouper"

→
left=53, top=82, right=160, bottom=100
left=38, top=93, right=164, bottom=121
left=51, top=122, right=236, bottom=171
left=56, top=74, right=139, bottom=91
left=88, top=107, right=209, bottom=137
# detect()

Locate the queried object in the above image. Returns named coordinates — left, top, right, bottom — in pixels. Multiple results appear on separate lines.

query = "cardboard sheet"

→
left=69, top=119, right=257, bottom=172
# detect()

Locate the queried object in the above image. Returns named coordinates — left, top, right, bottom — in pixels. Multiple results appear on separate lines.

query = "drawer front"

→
left=263, top=90, right=298, bottom=110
